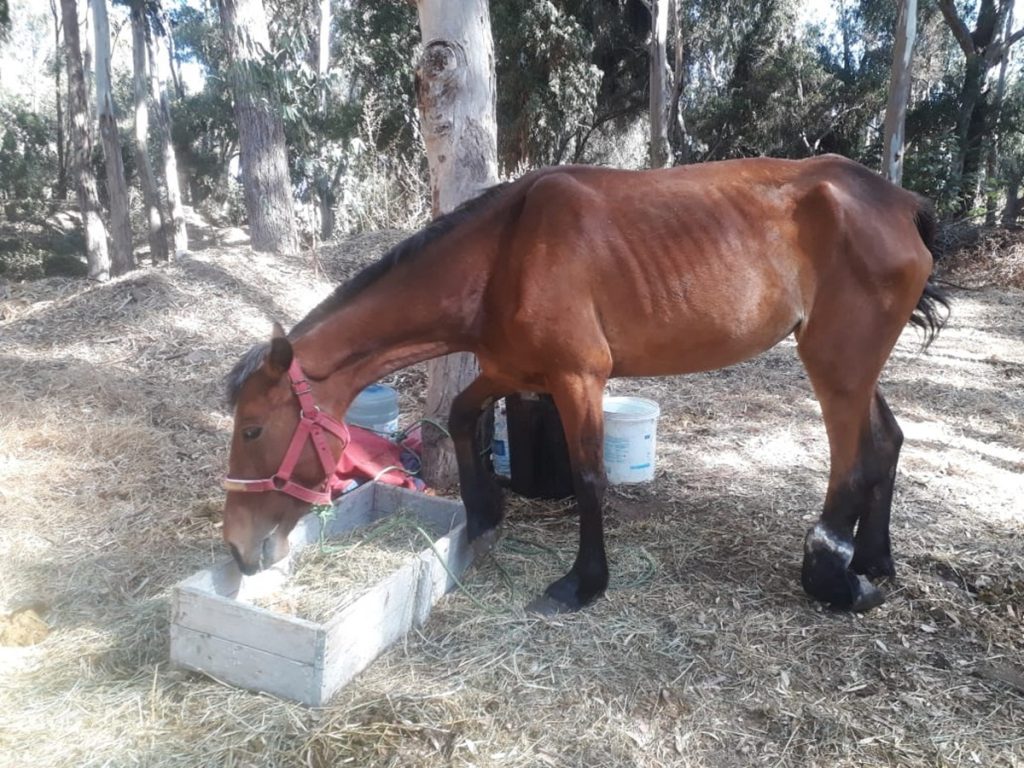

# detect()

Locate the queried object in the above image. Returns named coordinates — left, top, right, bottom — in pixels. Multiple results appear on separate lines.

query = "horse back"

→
left=477, top=156, right=933, bottom=380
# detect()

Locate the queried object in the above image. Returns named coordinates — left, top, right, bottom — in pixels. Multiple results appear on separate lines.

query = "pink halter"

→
left=223, top=359, right=351, bottom=504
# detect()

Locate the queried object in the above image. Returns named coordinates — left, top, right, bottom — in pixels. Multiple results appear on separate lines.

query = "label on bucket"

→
left=491, top=401, right=511, bottom=477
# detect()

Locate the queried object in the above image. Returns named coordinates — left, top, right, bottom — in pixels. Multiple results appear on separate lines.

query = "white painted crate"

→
left=170, top=482, right=472, bottom=706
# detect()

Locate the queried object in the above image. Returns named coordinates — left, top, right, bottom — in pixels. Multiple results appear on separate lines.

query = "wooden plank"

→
left=375, top=484, right=465, bottom=536
left=170, top=624, right=321, bottom=706
left=321, top=481, right=379, bottom=538
left=413, top=522, right=473, bottom=628
left=174, top=585, right=323, bottom=663
left=318, top=560, right=421, bottom=701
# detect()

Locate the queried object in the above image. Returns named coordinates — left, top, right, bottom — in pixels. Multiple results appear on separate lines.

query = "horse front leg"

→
left=527, top=373, right=610, bottom=615
left=449, top=376, right=505, bottom=556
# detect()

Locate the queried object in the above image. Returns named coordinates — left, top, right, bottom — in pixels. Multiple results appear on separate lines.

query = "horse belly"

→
left=603, top=269, right=803, bottom=377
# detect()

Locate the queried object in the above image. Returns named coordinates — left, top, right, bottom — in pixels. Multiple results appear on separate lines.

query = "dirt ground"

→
left=0, top=226, right=1022, bottom=767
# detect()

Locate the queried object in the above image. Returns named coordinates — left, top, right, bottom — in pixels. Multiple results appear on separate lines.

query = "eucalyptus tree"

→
left=218, top=0, right=299, bottom=255
left=59, top=0, right=110, bottom=280
left=92, top=0, right=134, bottom=274
left=414, top=0, right=499, bottom=486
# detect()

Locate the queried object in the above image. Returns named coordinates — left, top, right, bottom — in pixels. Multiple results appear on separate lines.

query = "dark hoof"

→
left=528, top=571, right=606, bottom=614
left=526, top=593, right=575, bottom=616
left=468, top=525, right=502, bottom=560
left=851, top=575, right=885, bottom=612
left=802, top=524, right=886, bottom=612
left=851, top=552, right=897, bottom=580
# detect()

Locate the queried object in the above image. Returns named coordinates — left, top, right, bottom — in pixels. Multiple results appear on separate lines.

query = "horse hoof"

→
left=802, top=524, right=889, bottom=612
left=851, top=553, right=897, bottom=580
left=851, top=574, right=886, bottom=612
left=526, top=593, right=575, bottom=616
left=469, top=525, right=502, bottom=560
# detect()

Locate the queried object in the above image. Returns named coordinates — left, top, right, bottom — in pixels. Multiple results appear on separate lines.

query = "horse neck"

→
left=294, top=229, right=491, bottom=414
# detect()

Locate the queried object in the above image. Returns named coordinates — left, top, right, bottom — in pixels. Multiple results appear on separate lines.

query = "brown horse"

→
left=222, top=155, right=948, bottom=614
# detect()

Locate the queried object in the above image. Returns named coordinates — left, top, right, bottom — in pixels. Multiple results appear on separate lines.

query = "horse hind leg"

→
left=850, top=391, right=903, bottom=580
left=796, top=320, right=907, bottom=611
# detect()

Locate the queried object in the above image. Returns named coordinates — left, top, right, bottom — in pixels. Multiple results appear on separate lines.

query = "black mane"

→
left=225, top=181, right=510, bottom=407
left=225, top=342, right=270, bottom=407
left=288, top=181, right=509, bottom=339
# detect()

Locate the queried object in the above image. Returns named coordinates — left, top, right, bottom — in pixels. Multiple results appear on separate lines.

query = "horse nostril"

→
left=228, top=543, right=259, bottom=575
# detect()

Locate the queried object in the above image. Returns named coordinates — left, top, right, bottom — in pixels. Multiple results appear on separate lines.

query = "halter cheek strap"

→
left=223, top=359, right=351, bottom=504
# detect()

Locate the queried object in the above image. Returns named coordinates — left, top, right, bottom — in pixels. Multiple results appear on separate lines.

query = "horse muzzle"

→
left=227, top=526, right=291, bottom=575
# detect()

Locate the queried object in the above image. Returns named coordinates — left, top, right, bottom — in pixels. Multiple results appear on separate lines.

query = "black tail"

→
left=909, top=199, right=951, bottom=348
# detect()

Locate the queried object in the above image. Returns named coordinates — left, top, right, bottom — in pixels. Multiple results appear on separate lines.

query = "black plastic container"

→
left=505, top=393, right=575, bottom=500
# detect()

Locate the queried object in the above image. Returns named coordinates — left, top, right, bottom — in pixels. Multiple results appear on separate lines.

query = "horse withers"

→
left=221, top=155, right=948, bottom=615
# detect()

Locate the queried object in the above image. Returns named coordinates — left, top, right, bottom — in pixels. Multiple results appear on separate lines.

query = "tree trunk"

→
left=81, top=0, right=94, bottom=134
left=882, top=0, right=916, bottom=186
left=317, top=0, right=330, bottom=113
left=131, top=0, right=168, bottom=263
left=92, top=0, right=135, bottom=275
left=158, top=4, right=184, bottom=100
left=940, top=0, right=1001, bottom=217
left=60, top=0, right=110, bottom=281
left=415, top=0, right=499, bottom=488
left=985, top=0, right=1015, bottom=225
left=668, top=0, right=691, bottom=165
left=649, top=0, right=670, bottom=168
left=218, top=0, right=300, bottom=256
left=50, top=0, right=68, bottom=201
left=148, top=3, right=188, bottom=257
left=954, top=55, right=988, bottom=217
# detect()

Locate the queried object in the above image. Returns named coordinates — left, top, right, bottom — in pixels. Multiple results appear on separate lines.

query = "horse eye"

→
left=242, top=426, right=263, bottom=442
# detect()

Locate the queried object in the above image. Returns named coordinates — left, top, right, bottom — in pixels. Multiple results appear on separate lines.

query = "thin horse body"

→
left=223, top=154, right=948, bottom=614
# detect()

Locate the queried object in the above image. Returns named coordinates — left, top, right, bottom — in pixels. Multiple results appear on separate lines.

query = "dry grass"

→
left=1, top=225, right=1022, bottom=767
left=939, top=225, right=1024, bottom=289
left=252, top=511, right=448, bottom=623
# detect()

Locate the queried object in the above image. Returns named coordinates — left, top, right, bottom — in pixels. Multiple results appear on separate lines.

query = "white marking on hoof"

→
left=806, top=523, right=854, bottom=566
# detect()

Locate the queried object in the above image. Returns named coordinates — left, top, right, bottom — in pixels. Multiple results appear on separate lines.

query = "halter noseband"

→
left=223, top=359, right=351, bottom=505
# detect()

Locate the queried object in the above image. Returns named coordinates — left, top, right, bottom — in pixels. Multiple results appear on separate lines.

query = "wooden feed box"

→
left=170, top=482, right=472, bottom=706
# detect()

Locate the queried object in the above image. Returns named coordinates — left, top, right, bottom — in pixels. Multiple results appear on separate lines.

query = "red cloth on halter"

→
left=335, top=425, right=424, bottom=493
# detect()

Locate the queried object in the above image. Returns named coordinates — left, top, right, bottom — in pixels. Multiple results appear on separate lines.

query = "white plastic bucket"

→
left=603, top=396, right=660, bottom=484
left=346, top=383, right=400, bottom=435
left=491, top=399, right=511, bottom=478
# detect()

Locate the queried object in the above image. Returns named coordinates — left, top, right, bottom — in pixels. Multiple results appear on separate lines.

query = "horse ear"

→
left=266, top=325, right=293, bottom=377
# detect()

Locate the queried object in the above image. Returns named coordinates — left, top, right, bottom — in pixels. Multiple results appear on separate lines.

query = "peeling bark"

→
left=148, top=4, right=188, bottom=257
left=131, top=0, right=168, bottom=263
left=60, top=0, right=110, bottom=281
left=882, top=0, right=916, bottom=186
left=93, top=0, right=135, bottom=275
left=415, top=0, right=499, bottom=488
left=218, top=0, right=299, bottom=256
left=649, top=0, right=670, bottom=168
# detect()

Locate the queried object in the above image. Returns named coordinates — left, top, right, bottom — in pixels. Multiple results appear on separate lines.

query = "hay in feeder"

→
left=251, top=511, right=446, bottom=623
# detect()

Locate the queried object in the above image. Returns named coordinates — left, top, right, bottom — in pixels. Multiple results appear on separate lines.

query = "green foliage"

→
left=0, top=100, right=58, bottom=204
left=0, top=219, right=88, bottom=280
left=3, top=0, right=1022, bottom=260
left=493, top=1, right=603, bottom=169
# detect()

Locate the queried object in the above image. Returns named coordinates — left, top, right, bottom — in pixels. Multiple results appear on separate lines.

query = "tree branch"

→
left=984, top=25, right=1024, bottom=64
left=937, top=0, right=976, bottom=57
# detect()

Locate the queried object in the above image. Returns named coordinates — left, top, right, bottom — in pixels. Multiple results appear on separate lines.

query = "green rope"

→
left=396, top=417, right=451, bottom=441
